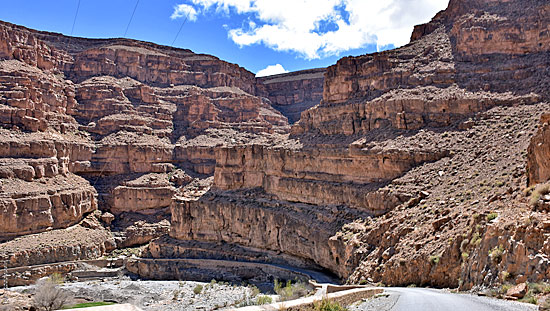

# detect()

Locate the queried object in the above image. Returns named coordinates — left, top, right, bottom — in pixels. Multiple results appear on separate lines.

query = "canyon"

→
left=0, top=0, right=549, bottom=307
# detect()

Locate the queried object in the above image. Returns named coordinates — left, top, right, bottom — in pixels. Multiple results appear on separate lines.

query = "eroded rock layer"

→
left=0, top=18, right=291, bottom=268
left=258, top=68, right=325, bottom=124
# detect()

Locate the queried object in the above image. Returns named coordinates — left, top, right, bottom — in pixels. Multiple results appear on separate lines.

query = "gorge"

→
left=0, top=0, right=549, bottom=307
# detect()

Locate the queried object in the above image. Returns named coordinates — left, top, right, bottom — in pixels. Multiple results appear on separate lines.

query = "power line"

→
left=171, top=11, right=190, bottom=47
left=71, top=0, right=81, bottom=35
left=124, top=0, right=140, bottom=37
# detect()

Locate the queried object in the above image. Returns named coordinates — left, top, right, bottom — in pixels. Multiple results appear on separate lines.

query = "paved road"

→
left=351, top=288, right=538, bottom=311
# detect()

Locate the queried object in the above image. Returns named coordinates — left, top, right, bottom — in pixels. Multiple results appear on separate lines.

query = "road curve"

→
left=351, top=287, right=538, bottom=311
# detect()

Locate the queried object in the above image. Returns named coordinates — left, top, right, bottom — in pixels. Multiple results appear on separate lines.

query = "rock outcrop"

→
left=258, top=68, right=325, bottom=124
left=527, top=114, right=550, bottom=185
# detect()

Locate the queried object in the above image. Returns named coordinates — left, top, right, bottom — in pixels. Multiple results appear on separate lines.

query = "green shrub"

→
left=314, top=298, right=348, bottom=311
left=461, top=252, right=469, bottom=261
left=489, top=245, right=505, bottom=263
left=486, top=212, right=498, bottom=222
left=193, top=284, right=203, bottom=295
left=274, top=280, right=310, bottom=301
left=470, top=232, right=482, bottom=246
left=530, top=183, right=550, bottom=205
left=519, top=295, right=538, bottom=305
left=256, top=295, right=273, bottom=305
left=49, top=273, right=65, bottom=285
left=429, top=255, right=441, bottom=265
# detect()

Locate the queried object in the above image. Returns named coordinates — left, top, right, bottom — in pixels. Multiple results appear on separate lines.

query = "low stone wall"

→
left=230, top=287, right=383, bottom=311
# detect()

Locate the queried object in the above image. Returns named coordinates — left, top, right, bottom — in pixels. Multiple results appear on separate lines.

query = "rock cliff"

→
left=258, top=68, right=324, bottom=124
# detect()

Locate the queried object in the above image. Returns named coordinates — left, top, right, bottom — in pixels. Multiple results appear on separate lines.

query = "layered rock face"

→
left=169, top=190, right=364, bottom=278
left=294, top=0, right=549, bottom=136
left=162, top=0, right=550, bottom=290
left=214, top=143, right=446, bottom=212
left=0, top=19, right=292, bottom=270
left=258, top=68, right=325, bottom=124
left=0, top=131, right=97, bottom=241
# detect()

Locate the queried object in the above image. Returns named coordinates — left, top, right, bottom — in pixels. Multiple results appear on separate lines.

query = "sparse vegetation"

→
left=193, top=284, right=203, bottom=295
left=461, top=252, right=469, bottom=261
left=501, top=271, right=511, bottom=281
left=274, top=279, right=310, bottom=301
left=489, top=245, right=505, bottom=263
left=470, top=232, right=482, bottom=246
left=256, top=295, right=273, bottom=305
left=313, top=298, right=348, bottom=311
left=529, top=183, right=550, bottom=205
left=33, top=278, right=72, bottom=311
left=248, top=285, right=260, bottom=297
left=429, top=255, right=441, bottom=265
left=486, top=212, right=498, bottom=222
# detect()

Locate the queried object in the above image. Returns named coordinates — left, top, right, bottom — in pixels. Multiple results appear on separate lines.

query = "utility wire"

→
left=124, top=0, right=140, bottom=37
left=171, top=11, right=190, bottom=46
left=70, top=0, right=81, bottom=35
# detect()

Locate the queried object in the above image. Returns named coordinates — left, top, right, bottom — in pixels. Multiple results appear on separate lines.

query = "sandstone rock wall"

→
left=213, top=143, right=445, bottom=212
left=258, top=68, right=325, bottom=124
left=295, top=0, right=550, bottom=137
left=170, top=191, right=364, bottom=278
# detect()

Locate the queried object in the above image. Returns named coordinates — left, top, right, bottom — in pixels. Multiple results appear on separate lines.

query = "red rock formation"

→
left=527, top=114, right=550, bottom=185
left=258, top=68, right=325, bottom=124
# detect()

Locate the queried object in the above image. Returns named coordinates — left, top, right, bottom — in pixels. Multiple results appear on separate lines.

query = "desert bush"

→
left=470, top=232, right=482, bottom=246
left=429, top=255, right=440, bottom=265
left=314, top=298, right=348, bottom=311
left=489, top=245, right=504, bottom=263
left=486, top=212, right=498, bottom=222
left=530, top=183, right=550, bottom=205
left=256, top=295, right=273, bottom=305
left=33, top=278, right=72, bottom=311
left=274, top=279, right=310, bottom=301
left=193, top=284, right=203, bottom=295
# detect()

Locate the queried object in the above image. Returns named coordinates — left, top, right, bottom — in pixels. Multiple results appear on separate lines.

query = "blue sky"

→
left=0, top=0, right=449, bottom=76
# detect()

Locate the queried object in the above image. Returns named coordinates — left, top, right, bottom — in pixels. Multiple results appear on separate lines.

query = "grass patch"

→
left=62, top=302, right=115, bottom=309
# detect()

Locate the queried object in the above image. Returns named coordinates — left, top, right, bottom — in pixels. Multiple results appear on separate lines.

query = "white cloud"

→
left=174, top=0, right=450, bottom=59
left=171, top=4, right=199, bottom=21
left=256, top=64, right=289, bottom=77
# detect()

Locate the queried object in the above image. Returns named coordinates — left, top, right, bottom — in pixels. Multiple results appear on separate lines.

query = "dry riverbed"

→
left=13, top=279, right=258, bottom=310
